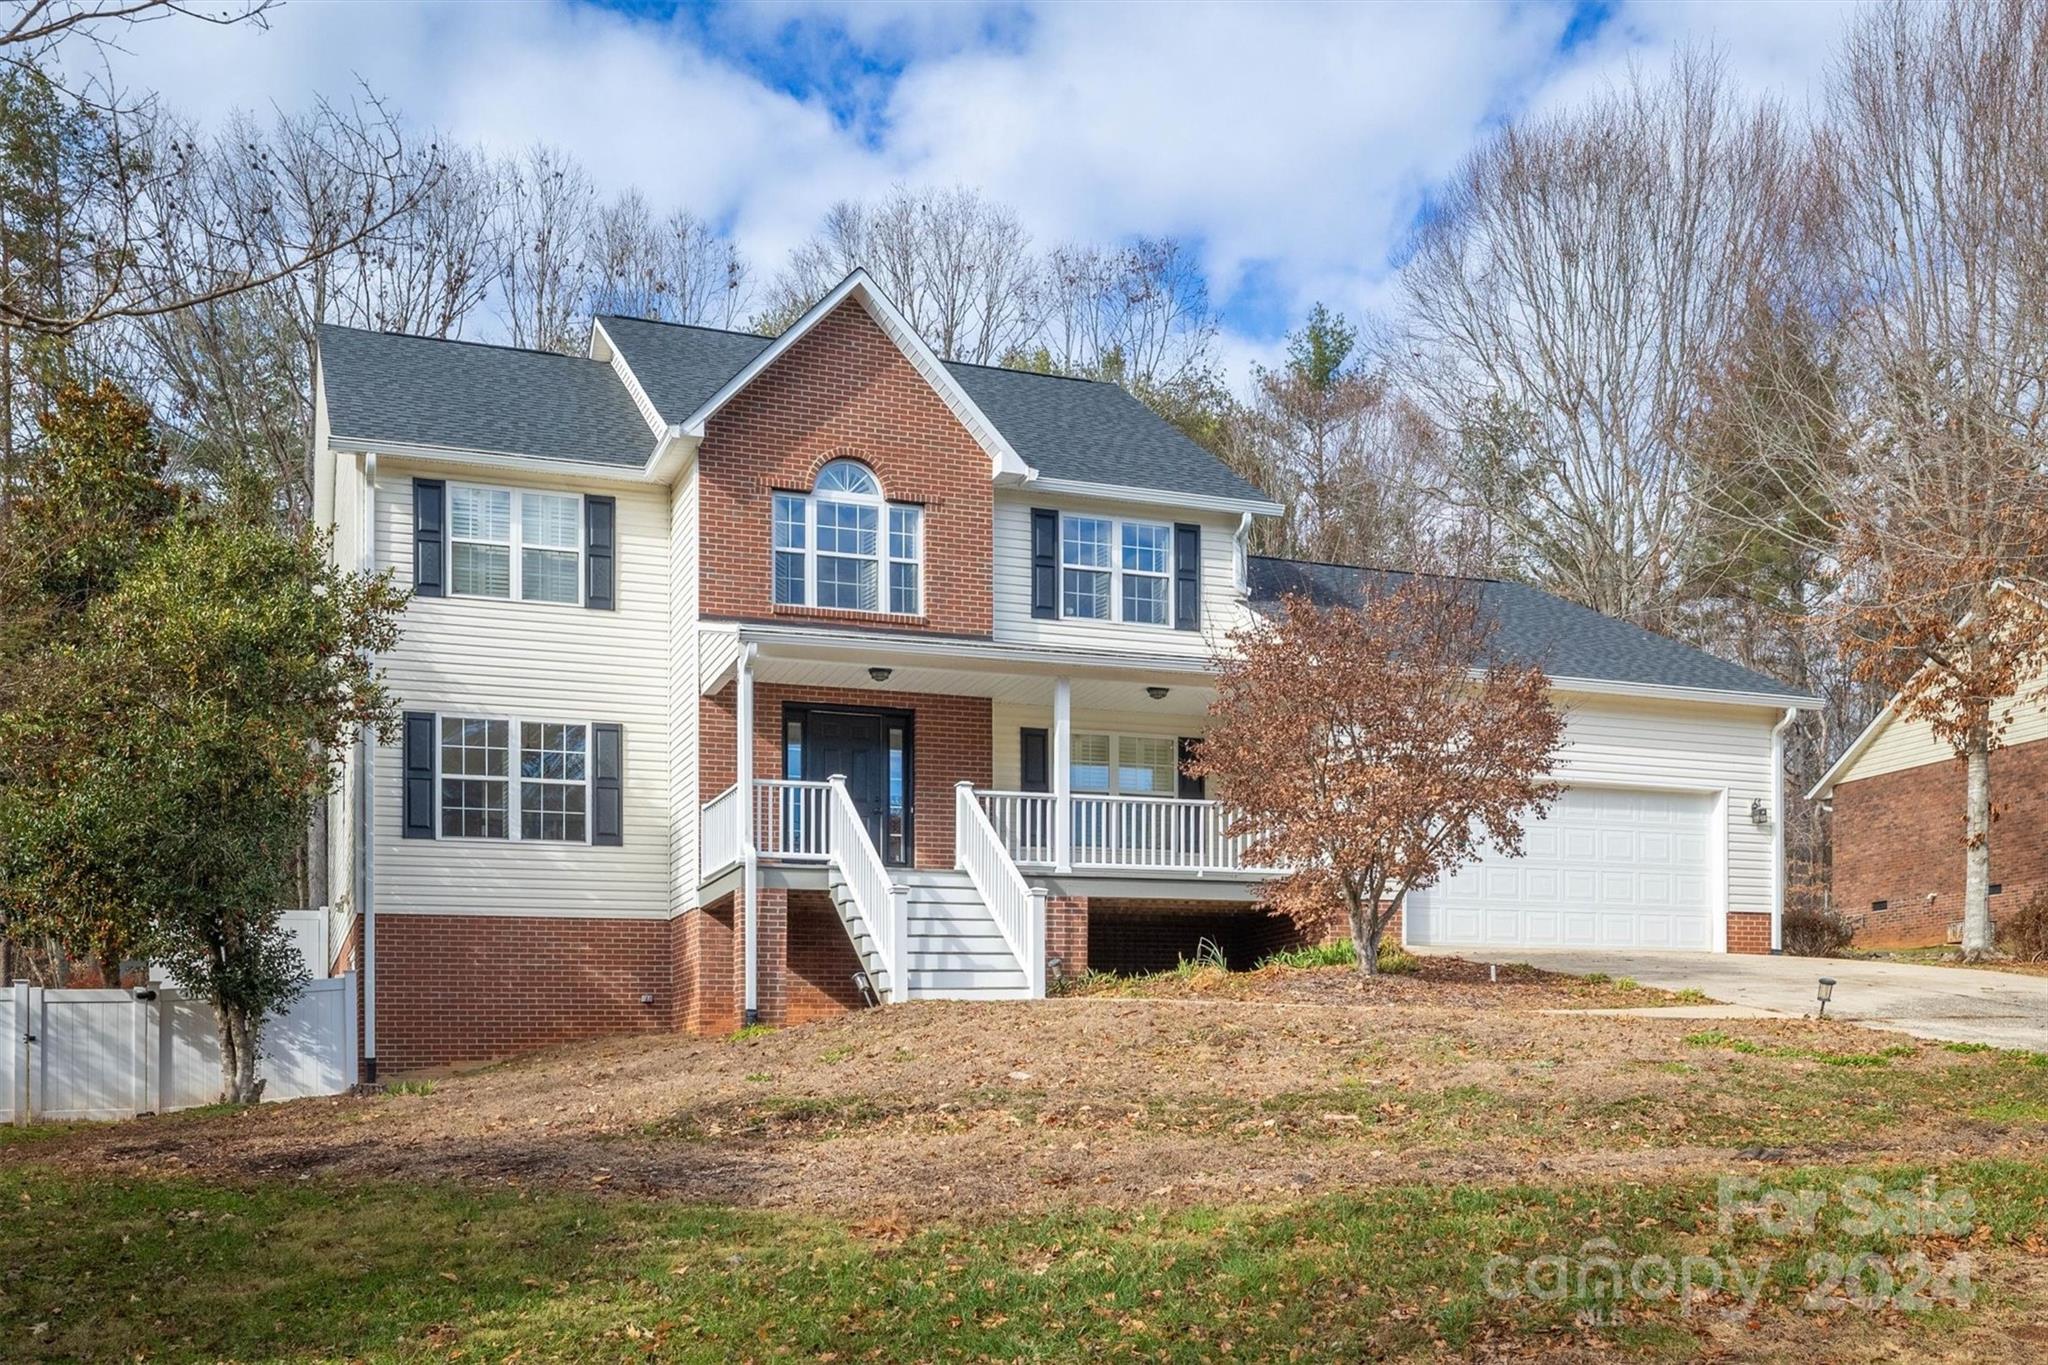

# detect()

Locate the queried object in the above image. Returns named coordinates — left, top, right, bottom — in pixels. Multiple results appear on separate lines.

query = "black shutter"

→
left=592, top=723, right=623, bottom=846
left=585, top=495, right=616, bottom=610
left=412, top=480, right=445, bottom=598
left=1030, top=508, right=1059, bottom=619
left=1020, top=728, right=1050, bottom=793
left=1173, top=522, right=1201, bottom=631
left=1177, top=736, right=1206, bottom=799
left=402, top=711, right=436, bottom=839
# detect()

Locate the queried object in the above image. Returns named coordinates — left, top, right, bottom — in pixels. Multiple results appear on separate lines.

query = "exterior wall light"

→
left=868, top=667, right=893, bottom=683
left=1750, top=798, right=1770, bottom=826
left=1816, top=976, right=1836, bottom=1019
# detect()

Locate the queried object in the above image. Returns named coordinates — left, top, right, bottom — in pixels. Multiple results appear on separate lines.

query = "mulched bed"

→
left=1061, top=954, right=1690, bottom=1010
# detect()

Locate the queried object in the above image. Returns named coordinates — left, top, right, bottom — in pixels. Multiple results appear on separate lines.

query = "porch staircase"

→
left=826, top=868, right=1033, bottom=1002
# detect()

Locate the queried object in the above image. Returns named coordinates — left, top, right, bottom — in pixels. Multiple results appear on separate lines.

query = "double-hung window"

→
left=439, top=715, right=590, bottom=842
left=771, top=459, right=922, bottom=616
left=448, top=483, right=583, bottom=604
left=1059, top=514, right=1172, bottom=624
left=1069, top=732, right=1176, bottom=796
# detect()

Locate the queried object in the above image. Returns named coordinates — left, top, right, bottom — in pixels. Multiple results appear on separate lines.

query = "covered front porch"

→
left=694, top=624, right=1280, bottom=1019
left=696, top=624, right=1276, bottom=885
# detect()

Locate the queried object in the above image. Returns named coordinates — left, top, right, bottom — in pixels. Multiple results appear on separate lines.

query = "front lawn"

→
left=2, top=1159, right=2042, bottom=1360
left=7, top=959, right=2048, bottom=1358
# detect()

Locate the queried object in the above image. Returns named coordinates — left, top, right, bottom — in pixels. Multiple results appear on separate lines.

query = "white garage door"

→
left=1405, top=787, right=1716, bottom=951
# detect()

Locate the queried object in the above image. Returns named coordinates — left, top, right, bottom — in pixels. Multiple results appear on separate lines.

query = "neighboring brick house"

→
left=314, top=268, right=1816, bottom=1075
left=1810, top=675, right=2048, bottom=948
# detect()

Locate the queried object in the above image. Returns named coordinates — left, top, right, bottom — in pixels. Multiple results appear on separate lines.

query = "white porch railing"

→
left=826, top=776, right=907, bottom=1002
left=976, top=791, right=1273, bottom=874
left=977, top=790, right=1056, bottom=866
left=701, top=783, right=743, bottom=879
left=754, top=779, right=832, bottom=861
left=955, top=783, right=1047, bottom=997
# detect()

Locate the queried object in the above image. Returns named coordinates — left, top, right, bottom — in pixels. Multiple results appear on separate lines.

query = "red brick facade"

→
left=701, top=681, right=992, bottom=870
left=1831, top=740, right=2048, bottom=948
left=697, top=299, right=994, bottom=637
left=370, top=914, right=671, bottom=1072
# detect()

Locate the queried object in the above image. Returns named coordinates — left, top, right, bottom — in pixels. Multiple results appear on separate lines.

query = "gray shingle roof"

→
left=940, top=361, right=1272, bottom=504
left=592, top=314, right=772, bottom=424
left=320, top=310, right=1278, bottom=505
left=318, top=324, right=653, bottom=466
left=1247, top=557, right=1812, bottom=701
left=594, top=312, right=1274, bottom=505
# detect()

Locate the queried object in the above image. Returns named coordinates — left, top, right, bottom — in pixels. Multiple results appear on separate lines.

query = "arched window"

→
left=772, top=459, right=923, bottom=614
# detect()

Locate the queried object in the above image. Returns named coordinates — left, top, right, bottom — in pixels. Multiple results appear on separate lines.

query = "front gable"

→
left=697, top=298, right=996, bottom=637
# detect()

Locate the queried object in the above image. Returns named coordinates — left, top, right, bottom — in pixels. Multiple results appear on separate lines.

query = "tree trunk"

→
left=1962, top=731, right=1994, bottom=961
left=1346, top=886, right=1380, bottom=978
left=213, top=1001, right=267, bottom=1106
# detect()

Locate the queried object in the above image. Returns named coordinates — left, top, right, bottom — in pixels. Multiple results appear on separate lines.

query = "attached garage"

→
left=1405, top=787, right=1720, bottom=952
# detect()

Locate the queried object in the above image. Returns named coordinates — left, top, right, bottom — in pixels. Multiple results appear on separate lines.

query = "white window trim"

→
left=1059, top=512, right=1175, bottom=627
left=772, top=463, right=924, bottom=618
left=1070, top=730, right=1181, bottom=798
left=446, top=481, right=585, bottom=607
left=434, top=711, right=597, bottom=844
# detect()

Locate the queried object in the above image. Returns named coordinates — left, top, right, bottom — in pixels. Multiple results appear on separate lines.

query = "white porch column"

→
left=1052, top=675, right=1072, bottom=874
left=738, top=644, right=759, bottom=1024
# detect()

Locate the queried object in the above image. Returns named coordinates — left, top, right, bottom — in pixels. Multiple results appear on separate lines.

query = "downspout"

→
left=738, top=644, right=760, bottom=1025
left=1769, top=706, right=1797, bottom=954
left=360, top=451, right=380, bottom=1082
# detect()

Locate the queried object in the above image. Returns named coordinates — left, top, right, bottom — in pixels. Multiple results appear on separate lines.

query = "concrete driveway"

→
left=1433, top=948, right=2048, bottom=1051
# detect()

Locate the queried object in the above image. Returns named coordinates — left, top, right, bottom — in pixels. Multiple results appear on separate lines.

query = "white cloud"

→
left=97, top=0, right=1860, bottom=385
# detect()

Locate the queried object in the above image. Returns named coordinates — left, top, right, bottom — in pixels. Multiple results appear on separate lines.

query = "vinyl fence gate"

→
left=1, top=974, right=358, bottom=1123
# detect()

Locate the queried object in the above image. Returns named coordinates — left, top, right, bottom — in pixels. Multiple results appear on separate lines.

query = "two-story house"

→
left=314, top=269, right=1818, bottom=1076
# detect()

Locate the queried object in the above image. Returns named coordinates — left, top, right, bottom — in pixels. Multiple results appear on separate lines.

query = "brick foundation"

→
left=1831, top=741, right=2048, bottom=948
left=370, top=914, right=671, bottom=1072
left=786, top=892, right=869, bottom=1023
left=1727, top=911, right=1773, bottom=955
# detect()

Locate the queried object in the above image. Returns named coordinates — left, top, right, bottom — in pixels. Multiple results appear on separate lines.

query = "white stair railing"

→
left=956, top=782, right=1047, bottom=997
left=754, top=779, right=833, bottom=860
left=700, top=784, right=742, bottom=879
left=826, top=776, right=907, bottom=1003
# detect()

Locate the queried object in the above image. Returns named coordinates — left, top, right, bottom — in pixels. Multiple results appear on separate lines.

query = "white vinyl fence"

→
left=2, top=973, right=357, bottom=1123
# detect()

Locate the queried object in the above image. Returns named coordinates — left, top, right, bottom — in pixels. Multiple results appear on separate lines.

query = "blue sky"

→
left=118, top=0, right=1859, bottom=382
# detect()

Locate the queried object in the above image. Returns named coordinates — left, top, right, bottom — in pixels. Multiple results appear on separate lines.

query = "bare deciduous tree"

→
left=762, top=184, right=1038, bottom=362
left=1398, top=51, right=1797, bottom=631
left=1193, top=583, right=1565, bottom=975
left=587, top=189, right=748, bottom=330
left=496, top=142, right=595, bottom=354
left=1034, top=237, right=1216, bottom=389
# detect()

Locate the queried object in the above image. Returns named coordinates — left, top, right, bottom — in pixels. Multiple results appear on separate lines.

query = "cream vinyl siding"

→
left=1547, top=691, right=1779, bottom=920
left=990, top=703, right=1210, bottom=789
left=1837, top=676, right=2048, bottom=787
left=990, top=492, right=1249, bottom=657
left=668, top=462, right=701, bottom=912
left=371, top=464, right=672, bottom=919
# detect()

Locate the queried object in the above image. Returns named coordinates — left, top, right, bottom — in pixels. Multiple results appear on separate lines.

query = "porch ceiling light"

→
left=869, top=667, right=893, bottom=683
left=1146, top=686, right=1170, bottom=700
left=1816, top=977, right=1836, bottom=1019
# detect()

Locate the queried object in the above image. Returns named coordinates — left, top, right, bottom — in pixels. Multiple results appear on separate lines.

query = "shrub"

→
left=1782, top=906, right=1856, bottom=957
left=1375, top=943, right=1420, bottom=975
left=1255, top=939, right=1418, bottom=974
left=1995, top=888, right=2048, bottom=962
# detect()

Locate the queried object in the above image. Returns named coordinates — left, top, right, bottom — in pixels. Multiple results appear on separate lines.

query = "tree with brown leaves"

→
left=1191, top=581, right=1566, bottom=975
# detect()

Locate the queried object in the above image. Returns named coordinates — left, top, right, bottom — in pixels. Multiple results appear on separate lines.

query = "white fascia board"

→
left=1805, top=700, right=1898, bottom=801
left=674, top=268, right=1033, bottom=482
left=589, top=317, right=668, bottom=439
left=730, top=622, right=1220, bottom=679
left=327, top=435, right=663, bottom=486
left=1021, top=475, right=1285, bottom=519
left=1544, top=673, right=1821, bottom=713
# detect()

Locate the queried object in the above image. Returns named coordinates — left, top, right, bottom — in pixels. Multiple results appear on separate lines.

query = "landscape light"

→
left=1817, top=977, right=1836, bottom=1019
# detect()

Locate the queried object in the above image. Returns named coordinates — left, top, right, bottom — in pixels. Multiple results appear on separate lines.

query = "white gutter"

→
left=1025, top=475, right=1284, bottom=519
left=327, top=436, right=660, bottom=486
left=359, top=451, right=380, bottom=1083
left=1769, top=706, right=1798, bottom=953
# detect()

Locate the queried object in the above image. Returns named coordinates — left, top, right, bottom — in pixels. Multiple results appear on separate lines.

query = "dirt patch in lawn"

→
left=12, top=959, right=2048, bottom=1219
left=1062, top=953, right=1692, bottom=1008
